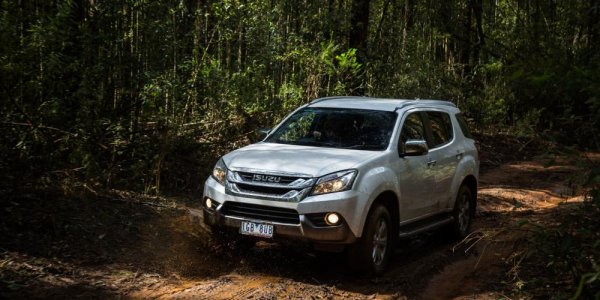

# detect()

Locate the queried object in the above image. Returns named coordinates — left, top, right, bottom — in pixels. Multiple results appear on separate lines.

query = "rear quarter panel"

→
left=446, top=135, right=479, bottom=210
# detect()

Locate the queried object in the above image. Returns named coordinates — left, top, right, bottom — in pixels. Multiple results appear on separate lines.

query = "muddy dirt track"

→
left=0, top=152, right=593, bottom=299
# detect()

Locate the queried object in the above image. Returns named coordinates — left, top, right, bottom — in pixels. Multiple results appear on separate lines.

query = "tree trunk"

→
left=461, top=0, right=473, bottom=75
left=349, top=0, right=370, bottom=61
left=328, top=0, right=335, bottom=38
left=402, top=0, right=415, bottom=50
left=347, top=0, right=370, bottom=95
left=373, top=0, right=391, bottom=48
left=589, top=0, right=600, bottom=51
left=472, top=0, right=485, bottom=64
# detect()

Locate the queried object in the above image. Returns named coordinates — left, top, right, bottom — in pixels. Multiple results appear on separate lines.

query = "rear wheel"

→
left=451, top=185, right=474, bottom=239
left=347, top=205, right=393, bottom=275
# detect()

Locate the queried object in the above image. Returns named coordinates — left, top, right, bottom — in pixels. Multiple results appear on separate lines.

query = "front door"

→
left=394, top=111, right=437, bottom=222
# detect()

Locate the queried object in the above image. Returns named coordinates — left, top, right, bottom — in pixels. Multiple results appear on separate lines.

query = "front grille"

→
left=220, top=202, right=300, bottom=224
left=238, top=172, right=298, bottom=184
left=236, top=183, right=291, bottom=195
left=227, top=171, right=314, bottom=201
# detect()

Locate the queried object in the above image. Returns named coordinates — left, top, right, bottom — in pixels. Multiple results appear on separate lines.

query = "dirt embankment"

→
left=1, top=151, right=595, bottom=299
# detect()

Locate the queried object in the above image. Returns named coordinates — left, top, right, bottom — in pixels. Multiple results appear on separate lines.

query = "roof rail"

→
left=394, top=99, right=456, bottom=111
left=394, top=100, right=418, bottom=110
left=309, top=96, right=367, bottom=105
left=309, top=96, right=456, bottom=109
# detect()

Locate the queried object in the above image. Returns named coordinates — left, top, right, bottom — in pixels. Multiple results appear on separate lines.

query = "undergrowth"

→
left=523, top=194, right=600, bottom=299
left=461, top=152, right=600, bottom=299
left=515, top=153, right=599, bottom=299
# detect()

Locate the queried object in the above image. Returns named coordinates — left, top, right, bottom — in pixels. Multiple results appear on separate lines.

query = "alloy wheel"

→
left=371, top=218, right=388, bottom=266
left=457, top=191, right=471, bottom=233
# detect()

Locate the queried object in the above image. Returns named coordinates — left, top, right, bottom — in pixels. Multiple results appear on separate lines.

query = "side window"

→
left=455, top=113, right=473, bottom=139
left=399, top=112, right=426, bottom=152
left=426, top=111, right=453, bottom=148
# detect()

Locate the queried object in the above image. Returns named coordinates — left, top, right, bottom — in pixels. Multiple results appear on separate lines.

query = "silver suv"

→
left=202, top=97, right=479, bottom=273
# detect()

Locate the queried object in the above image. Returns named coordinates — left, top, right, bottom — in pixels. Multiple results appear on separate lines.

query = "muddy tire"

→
left=347, top=205, right=393, bottom=275
left=450, top=185, right=474, bottom=239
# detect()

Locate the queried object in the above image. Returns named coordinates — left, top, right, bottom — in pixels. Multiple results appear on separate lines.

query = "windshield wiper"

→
left=344, top=144, right=383, bottom=150
left=303, top=141, right=338, bottom=147
left=275, top=140, right=339, bottom=148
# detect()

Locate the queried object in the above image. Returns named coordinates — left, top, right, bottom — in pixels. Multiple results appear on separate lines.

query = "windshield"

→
left=265, top=107, right=397, bottom=150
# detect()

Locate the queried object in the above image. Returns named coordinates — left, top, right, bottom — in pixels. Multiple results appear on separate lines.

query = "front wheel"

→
left=451, top=185, right=474, bottom=239
left=347, top=205, right=393, bottom=275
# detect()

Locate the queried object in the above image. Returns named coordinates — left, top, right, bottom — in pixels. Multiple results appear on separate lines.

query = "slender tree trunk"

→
left=373, top=0, right=391, bottom=48
left=461, top=0, right=473, bottom=75
left=349, top=0, right=370, bottom=60
left=348, top=0, right=370, bottom=95
left=328, top=0, right=335, bottom=38
left=402, top=0, right=414, bottom=50
left=589, top=0, right=600, bottom=50
left=439, top=1, right=454, bottom=64
left=472, top=0, right=485, bottom=64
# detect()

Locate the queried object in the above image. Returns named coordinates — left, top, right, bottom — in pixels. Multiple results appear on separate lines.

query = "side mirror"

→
left=401, top=139, right=429, bottom=157
left=257, top=128, right=271, bottom=141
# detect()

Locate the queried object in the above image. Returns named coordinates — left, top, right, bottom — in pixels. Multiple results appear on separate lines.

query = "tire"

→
left=451, top=185, right=474, bottom=239
left=347, top=205, right=393, bottom=275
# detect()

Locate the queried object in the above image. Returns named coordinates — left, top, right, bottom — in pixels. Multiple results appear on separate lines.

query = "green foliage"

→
left=519, top=157, right=600, bottom=299
left=0, top=0, right=599, bottom=195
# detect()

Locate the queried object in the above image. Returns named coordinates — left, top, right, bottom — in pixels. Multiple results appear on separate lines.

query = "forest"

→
left=1, top=0, right=599, bottom=299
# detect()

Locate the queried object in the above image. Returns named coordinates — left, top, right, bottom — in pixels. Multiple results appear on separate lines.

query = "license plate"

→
left=239, top=221, right=274, bottom=238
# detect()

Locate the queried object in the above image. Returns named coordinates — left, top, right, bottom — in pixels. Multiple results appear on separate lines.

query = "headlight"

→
left=311, top=170, right=357, bottom=195
left=211, top=158, right=227, bottom=184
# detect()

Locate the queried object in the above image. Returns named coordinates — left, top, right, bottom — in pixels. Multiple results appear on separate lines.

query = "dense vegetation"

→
left=1, top=0, right=599, bottom=191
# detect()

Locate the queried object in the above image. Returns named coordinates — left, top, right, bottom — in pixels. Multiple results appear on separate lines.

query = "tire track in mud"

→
left=420, top=158, right=586, bottom=299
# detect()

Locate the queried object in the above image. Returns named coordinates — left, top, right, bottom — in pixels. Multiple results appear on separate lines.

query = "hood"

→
left=222, top=142, right=382, bottom=177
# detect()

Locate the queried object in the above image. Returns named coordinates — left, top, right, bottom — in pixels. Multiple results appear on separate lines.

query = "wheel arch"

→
left=366, top=191, right=399, bottom=240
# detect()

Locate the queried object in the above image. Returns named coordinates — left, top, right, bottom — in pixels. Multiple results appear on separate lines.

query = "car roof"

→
left=308, top=96, right=458, bottom=112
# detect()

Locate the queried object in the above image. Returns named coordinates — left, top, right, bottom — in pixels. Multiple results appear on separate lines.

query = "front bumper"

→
left=203, top=208, right=356, bottom=243
left=202, top=177, right=359, bottom=244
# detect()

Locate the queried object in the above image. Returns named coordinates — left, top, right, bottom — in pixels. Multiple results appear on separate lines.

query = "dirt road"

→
left=0, top=153, right=589, bottom=299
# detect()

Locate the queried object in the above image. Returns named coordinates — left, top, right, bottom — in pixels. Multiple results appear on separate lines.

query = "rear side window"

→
left=426, top=111, right=453, bottom=148
left=455, top=113, right=473, bottom=139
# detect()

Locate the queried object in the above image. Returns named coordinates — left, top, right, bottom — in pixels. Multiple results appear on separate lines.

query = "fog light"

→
left=205, top=198, right=213, bottom=209
left=325, top=212, right=340, bottom=225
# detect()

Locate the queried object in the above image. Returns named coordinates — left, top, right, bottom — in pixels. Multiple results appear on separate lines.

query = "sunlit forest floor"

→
left=1, top=136, right=598, bottom=299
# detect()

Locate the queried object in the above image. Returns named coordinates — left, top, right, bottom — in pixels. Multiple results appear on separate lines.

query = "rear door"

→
left=423, top=110, right=459, bottom=210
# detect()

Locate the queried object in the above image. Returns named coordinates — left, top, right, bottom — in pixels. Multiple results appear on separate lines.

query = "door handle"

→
left=427, top=160, right=437, bottom=167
